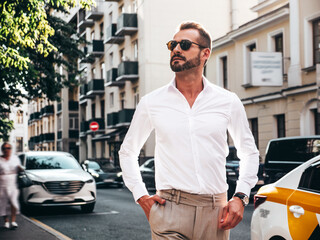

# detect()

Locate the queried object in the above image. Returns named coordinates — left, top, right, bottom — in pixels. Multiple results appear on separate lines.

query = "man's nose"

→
left=172, top=43, right=182, bottom=53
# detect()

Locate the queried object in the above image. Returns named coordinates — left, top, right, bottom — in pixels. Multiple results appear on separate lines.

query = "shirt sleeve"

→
left=118, top=96, right=154, bottom=202
left=227, top=94, right=260, bottom=197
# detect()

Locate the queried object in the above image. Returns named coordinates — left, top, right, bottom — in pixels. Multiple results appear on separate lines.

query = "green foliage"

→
left=0, top=0, right=95, bottom=141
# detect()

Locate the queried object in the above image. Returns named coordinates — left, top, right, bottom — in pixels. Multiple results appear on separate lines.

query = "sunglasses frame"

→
left=166, top=39, right=207, bottom=51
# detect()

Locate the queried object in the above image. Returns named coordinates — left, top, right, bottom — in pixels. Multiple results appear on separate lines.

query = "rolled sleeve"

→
left=227, top=94, right=260, bottom=197
left=119, top=96, right=154, bottom=202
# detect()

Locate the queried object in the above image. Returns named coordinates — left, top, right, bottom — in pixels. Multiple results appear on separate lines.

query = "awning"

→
left=92, top=128, right=128, bottom=142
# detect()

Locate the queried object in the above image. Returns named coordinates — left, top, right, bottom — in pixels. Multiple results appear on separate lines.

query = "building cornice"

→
left=212, top=5, right=289, bottom=49
left=242, top=83, right=317, bottom=105
left=251, top=0, right=289, bottom=13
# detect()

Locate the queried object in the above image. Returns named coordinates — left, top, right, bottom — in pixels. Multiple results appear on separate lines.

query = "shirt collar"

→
left=168, top=76, right=211, bottom=93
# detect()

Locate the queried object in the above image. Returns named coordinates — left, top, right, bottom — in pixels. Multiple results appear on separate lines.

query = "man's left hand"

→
left=218, top=197, right=244, bottom=230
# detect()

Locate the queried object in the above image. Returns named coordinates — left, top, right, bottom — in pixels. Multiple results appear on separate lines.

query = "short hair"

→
left=1, top=142, right=11, bottom=152
left=178, top=22, right=212, bottom=50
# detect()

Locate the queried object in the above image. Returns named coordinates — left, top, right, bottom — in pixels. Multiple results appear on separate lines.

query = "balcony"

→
left=80, top=84, right=88, bottom=100
left=87, top=40, right=104, bottom=58
left=40, top=105, right=54, bottom=117
left=69, top=130, right=79, bottom=139
left=107, top=109, right=135, bottom=128
left=85, top=7, right=103, bottom=21
left=40, top=133, right=55, bottom=143
left=69, top=101, right=79, bottom=111
left=116, top=61, right=139, bottom=82
left=87, top=79, right=104, bottom=97
left=107, top=112, right=119, bottom=128
left=105, top=68, right=124, bottom=87
left=116, top=13, right=138, bottom=36
left=29, top=112, right=41, bottom=123
left=105, top=24, right=124, bottom=44
left=80, top=121, right=89, bottom=137
left=57, top=103, right=62, bottom=113
left=78, top=9, right=94, bottom=32
left=80, top=46, right=95, bottom=63
left=88, top=118, right=105, bottom=132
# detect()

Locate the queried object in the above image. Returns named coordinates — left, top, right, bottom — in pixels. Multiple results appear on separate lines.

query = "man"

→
left=119, top=22, right=259, bottom=240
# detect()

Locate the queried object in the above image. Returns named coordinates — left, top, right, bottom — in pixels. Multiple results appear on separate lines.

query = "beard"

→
left=170, top=51, right=201, bottom=72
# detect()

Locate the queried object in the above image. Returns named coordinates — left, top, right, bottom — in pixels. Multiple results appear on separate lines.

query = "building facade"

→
left=207, top=0, right=320, bottom=159
left=74, top=0, right=258, bottom=165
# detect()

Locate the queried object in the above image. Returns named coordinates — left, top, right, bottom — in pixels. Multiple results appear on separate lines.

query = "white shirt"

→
left=119, top=77, right=259, bottom=201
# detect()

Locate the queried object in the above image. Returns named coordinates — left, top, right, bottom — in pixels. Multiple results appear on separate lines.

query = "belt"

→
left=157, top=189, right=227, bottom=208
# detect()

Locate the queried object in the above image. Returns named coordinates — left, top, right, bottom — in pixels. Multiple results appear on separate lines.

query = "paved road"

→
left=24, top=188, right=254, bottom=240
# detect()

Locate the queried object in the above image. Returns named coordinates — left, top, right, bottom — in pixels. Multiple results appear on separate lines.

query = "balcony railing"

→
left=40, top=105, right=54, bottom=117
left=107, top=109, right=135, bottom=128
left=29, top=112, right=41, bottom=123
left=87, top=79, right=104, bottom=97
left=105, top=24, right=124, bottom=44
left=80, top=46, right=95, bottom=63
left=85, top=6, right=103, bottom=21
left=69, top=101, right=79, bottom=111
left=105, top=68, right=124, bottom=87
left=116, top=61, right=139, bottom=82
left=87, top=40, right=104, bottom=57
left=116, top=13, right=138, bottom=36
left=78, top=9, right=94, bottom=32
left=40, top=133, right=55, bottom=142
left=80, top=84, right=88, bottom=100
left=69, top=130, right=79, bottom=138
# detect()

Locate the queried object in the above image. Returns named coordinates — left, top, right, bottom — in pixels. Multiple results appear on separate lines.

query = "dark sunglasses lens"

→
left=180, top=40, right=192, bottom=50
left=168, top=41, right=177, bottom=51
left=4, top=148, right=11, bottom=150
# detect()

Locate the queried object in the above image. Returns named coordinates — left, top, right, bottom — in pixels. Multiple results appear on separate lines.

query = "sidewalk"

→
left=0, top=214, right=71, bottom=240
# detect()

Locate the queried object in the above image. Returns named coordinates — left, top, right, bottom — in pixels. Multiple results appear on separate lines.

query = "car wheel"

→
left=269, top=236, right=286, bottom=240
left=81, top=203, right=95, bottom=213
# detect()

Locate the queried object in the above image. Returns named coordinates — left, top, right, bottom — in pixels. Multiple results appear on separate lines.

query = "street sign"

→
left=89, top=121, right=99, bottom=131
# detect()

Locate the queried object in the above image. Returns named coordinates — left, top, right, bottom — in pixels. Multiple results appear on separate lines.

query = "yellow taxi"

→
left=251, top=156, right=320, bottom=240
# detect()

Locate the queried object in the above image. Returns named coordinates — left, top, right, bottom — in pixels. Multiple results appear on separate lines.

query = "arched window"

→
left=17, top=110, right=23, bottom=124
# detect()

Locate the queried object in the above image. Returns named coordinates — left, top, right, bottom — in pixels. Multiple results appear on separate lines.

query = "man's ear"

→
left=202, top=48, right=211, bottom=66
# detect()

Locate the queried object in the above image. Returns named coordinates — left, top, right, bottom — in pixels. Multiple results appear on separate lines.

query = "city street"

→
left=24, top=187, right=254, bottom=240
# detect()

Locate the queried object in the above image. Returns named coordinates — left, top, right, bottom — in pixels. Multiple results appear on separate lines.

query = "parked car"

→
left=264, top=136, right=320, bottom=183
left=226, top=146, right=265, bottom=199
left=251, top=155, right=320, bottom=240
left=83, top=160, right=123, bottom=188
left=18, top=151, right=96, bottom=213
left=140, top=158, right=155, bottom=190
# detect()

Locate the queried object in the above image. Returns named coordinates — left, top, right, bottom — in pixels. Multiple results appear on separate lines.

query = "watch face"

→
left=243, top=195, right=249, bottom=205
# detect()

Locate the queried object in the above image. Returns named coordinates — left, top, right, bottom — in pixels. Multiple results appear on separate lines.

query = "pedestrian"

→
left=119, top=21, right=259, bottom=240
left=0, top=142, right=23, bottom=229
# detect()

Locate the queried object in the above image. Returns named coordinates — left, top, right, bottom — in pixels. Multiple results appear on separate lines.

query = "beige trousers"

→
left=149, top=189, right=229, bottom=240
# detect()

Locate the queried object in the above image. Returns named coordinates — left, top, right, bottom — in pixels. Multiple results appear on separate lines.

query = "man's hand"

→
left=137, top=195, right=166, bottom=220
left=218, top=197, right=244, bottom=230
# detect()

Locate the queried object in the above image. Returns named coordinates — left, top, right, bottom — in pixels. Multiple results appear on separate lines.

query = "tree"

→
left=0, top=0, right=94, bottom=141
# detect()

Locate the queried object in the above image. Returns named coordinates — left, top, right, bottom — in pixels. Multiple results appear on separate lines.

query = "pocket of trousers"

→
left=149, top=202, right=158, bottom=224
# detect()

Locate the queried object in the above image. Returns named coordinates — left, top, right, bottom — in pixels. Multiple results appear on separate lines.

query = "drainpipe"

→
left=230, top=0, right=239, bottom=30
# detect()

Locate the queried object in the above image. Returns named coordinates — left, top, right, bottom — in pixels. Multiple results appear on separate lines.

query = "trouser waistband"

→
left=157, top=189, right=227, bottom=208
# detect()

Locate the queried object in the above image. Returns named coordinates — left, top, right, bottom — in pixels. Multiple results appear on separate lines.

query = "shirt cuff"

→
left=235, top=181, right=252, bottom=197
left=132, top=183, right=149, bottom=202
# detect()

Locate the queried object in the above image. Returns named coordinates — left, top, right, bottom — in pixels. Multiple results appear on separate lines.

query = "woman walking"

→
left=0, top=142, right=22, bottom=229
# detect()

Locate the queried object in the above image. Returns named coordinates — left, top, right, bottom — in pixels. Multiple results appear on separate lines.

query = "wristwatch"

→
left=233, top=192, right=249, bottom=206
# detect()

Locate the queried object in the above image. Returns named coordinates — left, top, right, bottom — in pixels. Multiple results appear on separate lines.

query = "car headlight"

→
left=117, top=172, right=122, bottom=178
left=88, top=169, right=99, bottom=178
left=85, top=179, right=94, bottom=183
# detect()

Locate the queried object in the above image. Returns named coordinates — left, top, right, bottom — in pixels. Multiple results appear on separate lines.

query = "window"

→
left=109, top=12, right=113, bottom=24
left=92, top=103, right=96, bottom=119
left=221, top=56, right=228, bottom=89
left=299, top=161, right=320, bottom=193
left=313, top=109, right=320, bottom=134
left=274, top=33, right=283, bottom=54
left=243, top=42, right=257, bottom=86
left=92, top=68, right=96, bottom=79
left=119, top=49, right=124, bottom=62
left=100, top=23, right=104, bottom=40
left=101, top=100, right=105, bottom=119
left=249, top=118, right=259, bottom=148
left=120, top=92, right=125, bottom=110
left=132, top=0, right=138, bottom=13
left=91, top=31, right=95, bottom=41
left=276, top=114, right=285, bottom=138
left=16, top=110, right=23, bottom=124
left=133, top=40, right=138, bottom=60
left=313, top=18, right=320, bottom=65
left=110, top=93, right=114, bottom=108
left=119, top=5, right=125, bottom=14
left=69, top=113, right=79, bottom=130
left=133, top=87, right=139, bottom=107
left=58, top=116, right=62, bottom=130
left=101, top=62, right=105, bottom=79
left=16, top=137, right=23, bottom=152
left=109, top=53, right=114, bottom=68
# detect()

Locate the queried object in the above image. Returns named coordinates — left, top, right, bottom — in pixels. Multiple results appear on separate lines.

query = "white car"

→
left=251, top=155, right=320, bottom=240
left=19, top=151, right=96, bottom=213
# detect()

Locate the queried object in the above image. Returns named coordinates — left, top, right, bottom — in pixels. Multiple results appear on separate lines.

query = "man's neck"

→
left=175, top=68, right=204, bottom=97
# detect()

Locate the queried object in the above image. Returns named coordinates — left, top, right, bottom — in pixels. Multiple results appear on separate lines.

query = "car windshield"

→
left=88, top=161, right=101, bottom=170
left=266, top=138, right=320, bottom=163
left=26, top=154, right=81, bottom=170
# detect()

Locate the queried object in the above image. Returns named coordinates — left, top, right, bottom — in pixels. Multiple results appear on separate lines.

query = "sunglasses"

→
left=166, top=39, right=206, bottom=51
left=3, top=147, right=11, bottom=150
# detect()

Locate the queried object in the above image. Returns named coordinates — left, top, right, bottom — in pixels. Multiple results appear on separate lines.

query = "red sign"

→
left=89, top=121, right=99, bottom=131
